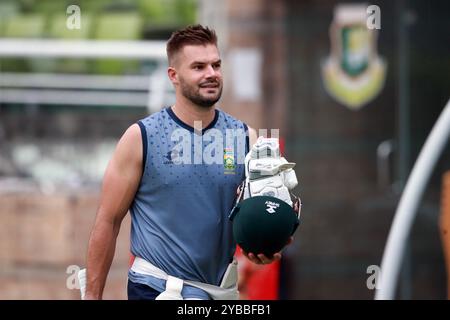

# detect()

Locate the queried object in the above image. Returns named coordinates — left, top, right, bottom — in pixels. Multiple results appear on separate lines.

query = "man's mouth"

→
left=200, top=82, right=219, bottom=88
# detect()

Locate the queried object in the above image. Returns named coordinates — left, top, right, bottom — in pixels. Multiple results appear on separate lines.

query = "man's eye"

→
left=193, top=65, right=203, bottom=70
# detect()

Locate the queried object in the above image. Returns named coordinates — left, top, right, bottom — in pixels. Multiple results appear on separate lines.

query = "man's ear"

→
left=167, top=67, right=178, bottom=85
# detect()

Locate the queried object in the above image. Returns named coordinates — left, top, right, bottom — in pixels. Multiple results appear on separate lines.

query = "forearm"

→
left=85, top=216, right=121, bottom=299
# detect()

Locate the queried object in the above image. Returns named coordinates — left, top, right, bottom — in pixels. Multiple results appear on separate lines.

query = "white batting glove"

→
left=243, top=137, right=298, bottom=206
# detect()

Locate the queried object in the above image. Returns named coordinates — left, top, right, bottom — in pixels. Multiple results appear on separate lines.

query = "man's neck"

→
left=171, top=98, right=216, bottom=130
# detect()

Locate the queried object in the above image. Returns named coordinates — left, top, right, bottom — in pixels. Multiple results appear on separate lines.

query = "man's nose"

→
left=205, top=65, right=217, bottom=78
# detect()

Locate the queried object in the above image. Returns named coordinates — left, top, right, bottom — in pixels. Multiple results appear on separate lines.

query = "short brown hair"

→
left=166, top=24, right=218, bottom=65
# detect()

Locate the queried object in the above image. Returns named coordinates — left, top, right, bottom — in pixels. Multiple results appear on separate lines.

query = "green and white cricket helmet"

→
left=229, top=195, right=300, bottom=257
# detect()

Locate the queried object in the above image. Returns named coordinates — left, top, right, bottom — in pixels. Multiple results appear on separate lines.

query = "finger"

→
left=247, top=252, right=262, bottom=264
left=263, top=253, right=281, bottom=262
left=294, top=198, right=301, bottom=214
left=242, top=250, right=251, bottom=260
left=257, top=254, right=272, bottom=264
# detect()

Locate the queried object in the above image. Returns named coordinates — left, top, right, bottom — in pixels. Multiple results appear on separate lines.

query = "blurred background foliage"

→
left=0, top=0, right=197, bottom=74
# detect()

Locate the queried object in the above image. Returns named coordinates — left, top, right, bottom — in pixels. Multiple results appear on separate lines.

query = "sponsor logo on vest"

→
left=163, top=149, right=180, bottom=165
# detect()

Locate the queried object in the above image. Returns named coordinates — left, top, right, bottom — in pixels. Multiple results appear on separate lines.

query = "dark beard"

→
left=180, top=80, right=222, bottom=108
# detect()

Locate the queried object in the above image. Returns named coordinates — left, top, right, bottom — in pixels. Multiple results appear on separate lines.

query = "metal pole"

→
left=397, top=0, right=412, bottom=299
left=375, top=99, right=450, bottom=300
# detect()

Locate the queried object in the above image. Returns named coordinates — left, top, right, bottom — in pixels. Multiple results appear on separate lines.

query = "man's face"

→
left=172, top=44, right=223, bottom=108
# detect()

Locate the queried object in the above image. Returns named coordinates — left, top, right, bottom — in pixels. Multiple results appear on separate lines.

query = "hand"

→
left=236, top=185, right=243, bottom=197
left=242, top=236, right=294, bottom=265
left=293, top=197, right=301, bottom=215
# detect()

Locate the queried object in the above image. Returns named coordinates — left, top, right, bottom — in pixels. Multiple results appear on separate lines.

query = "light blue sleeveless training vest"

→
left=128, top=107, right=249, bottom=299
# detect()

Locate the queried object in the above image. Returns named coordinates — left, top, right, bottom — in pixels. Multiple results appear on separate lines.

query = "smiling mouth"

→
left=199, top=83, right=219, bottom=88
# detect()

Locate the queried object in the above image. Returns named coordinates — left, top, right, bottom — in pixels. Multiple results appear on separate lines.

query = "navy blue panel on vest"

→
left=129, top=107, right=248, bottom=286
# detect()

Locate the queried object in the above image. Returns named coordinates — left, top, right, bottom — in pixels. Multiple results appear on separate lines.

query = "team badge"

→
left=223, top=148, right=236, bottom=174
left=321, top=4, right=387, bottom=110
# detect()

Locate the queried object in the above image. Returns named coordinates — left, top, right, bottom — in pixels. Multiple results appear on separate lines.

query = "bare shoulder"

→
left=121, top=123, right=141, bottom=144
left=112, top=123, right=142, bottom=168
left=96, top=123, right=143, bottom=223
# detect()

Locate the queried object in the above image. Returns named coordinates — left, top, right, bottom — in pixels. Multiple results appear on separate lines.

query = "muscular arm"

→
left=85, top=124, right=143, bottom=299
